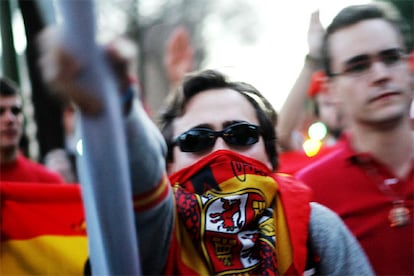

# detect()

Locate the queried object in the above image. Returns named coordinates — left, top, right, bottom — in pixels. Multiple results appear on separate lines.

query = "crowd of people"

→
left=1, top=2, right=413, bottom=275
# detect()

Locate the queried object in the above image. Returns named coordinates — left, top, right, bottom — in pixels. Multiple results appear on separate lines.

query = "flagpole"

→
left=57, top=0, right=141, bottom=274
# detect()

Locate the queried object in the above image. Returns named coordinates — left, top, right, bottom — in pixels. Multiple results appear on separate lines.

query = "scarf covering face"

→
left=166, top=150, right=311, bottom=275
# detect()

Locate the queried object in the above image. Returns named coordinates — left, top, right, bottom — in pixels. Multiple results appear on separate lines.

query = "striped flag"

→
left=0, top=182, right=88, bottom=275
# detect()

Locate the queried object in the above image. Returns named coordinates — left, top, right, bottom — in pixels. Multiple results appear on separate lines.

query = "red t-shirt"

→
left=278, top=140, right=345, bottom=175
left=296, top=136, right=414, bottom=275
left=1, top=153, right=64, bottom=183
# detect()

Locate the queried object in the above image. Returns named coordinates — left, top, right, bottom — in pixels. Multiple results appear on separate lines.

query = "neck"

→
left=0, top=148, right=19, bottom=165
left=349, top=119, right=414, bottom=179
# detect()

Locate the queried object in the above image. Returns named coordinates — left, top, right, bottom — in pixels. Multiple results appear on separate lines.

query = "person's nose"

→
left=370, top=60, right=391, bottom=83
left=0, top=109, right=17, bottom=122
left=212, top=137, right=231, bottom=151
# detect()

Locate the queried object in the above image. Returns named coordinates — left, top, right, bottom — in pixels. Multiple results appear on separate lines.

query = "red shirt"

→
left=296, top=136, right=414, bottom=275
left=278, top=139, right=345, bottom=175
left=1, top=153, right=64, bottom=183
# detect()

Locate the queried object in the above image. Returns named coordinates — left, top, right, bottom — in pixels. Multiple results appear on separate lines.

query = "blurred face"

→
left=327, top=19, right=413, bottom=128
left=315, top=92, right=343, bottom=133
left=169, top=88, right=271, bottom=173
left=0, top=95, right=23, bottom=152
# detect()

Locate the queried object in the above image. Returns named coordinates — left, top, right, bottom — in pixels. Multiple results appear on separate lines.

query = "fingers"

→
left=37, top=27, right=64, bottom=85
left=308, top=10, right=324, bottom=33
left=310, top=10, right=321, bottom=26
left=164, top=27, right=194, bottom=85
left=307, top=10, right=325, bottom=58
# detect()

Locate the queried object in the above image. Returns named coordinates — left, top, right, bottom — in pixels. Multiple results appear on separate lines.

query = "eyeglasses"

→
left=331, top=48, right=407, bottom=77
left=172, top=122, right=261, bottom=153
left=0, top=106, right=22, bottom=116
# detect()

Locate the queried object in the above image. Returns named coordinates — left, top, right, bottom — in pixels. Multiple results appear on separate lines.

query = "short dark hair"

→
left=0, top=77, right=20, bottom=96
left=322, top=3, right=410, bottom=77
left=158, top=69, right=279, bottom=170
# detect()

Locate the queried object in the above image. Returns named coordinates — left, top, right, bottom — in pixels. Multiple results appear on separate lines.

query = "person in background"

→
left=0, top=77, right=64, bottom=183
left=39, top=30, right=374, bottom=274
left=296, top=3, right=414, bottom=275
left=44, top=101, right=78, bottom=183
left=277, top=11, right=345, bottom=174
left=306, top=70, right=343, bottom=146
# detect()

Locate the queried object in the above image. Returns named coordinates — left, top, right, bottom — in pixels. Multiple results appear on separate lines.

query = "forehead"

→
left=0, top=95, right=21, bottom=106
left=173, top=88, right=258, bottom=134
left=329, top=19, right=402, bottom=63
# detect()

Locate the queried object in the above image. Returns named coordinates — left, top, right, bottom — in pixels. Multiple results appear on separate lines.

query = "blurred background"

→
left=1, top=0, right=413, bottom=162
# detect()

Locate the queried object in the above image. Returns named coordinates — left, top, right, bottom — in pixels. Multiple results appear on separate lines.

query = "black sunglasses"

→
left=0, top=106, right=22, bottom=116
left=172, top=122, right=261, bottom=153
left=332, top=48, right=407, bottom=77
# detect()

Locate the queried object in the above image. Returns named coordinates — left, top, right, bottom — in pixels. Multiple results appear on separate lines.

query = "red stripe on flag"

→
left=1, top=182, right=86, bottom=241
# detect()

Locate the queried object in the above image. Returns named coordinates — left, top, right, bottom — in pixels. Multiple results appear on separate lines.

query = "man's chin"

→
left=0, top=143, right=18, bottom=153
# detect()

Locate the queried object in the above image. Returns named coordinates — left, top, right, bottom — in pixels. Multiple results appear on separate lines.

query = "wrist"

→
left=305, top=54, right=322, bottom=70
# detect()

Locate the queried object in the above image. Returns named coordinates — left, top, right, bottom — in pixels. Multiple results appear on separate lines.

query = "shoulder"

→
left=309, top=202, right=344, bottom=228
left=20, top=155, right=65, bottom=183
left=309, top=203, right=374, bottom=275
left=295, top=144, right=348, bottom=181
left=308, top=202, right=357, bottom=249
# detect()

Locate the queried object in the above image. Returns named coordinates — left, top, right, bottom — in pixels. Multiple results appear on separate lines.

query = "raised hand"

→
left=307, top=10, right=325, bottom=59
left=164, top=26, right=194, bottom=86
left=37, top=27, right=103, bottom=115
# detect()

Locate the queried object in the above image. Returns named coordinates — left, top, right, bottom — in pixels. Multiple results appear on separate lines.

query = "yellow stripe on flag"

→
left=0, top=235, right=88, bottom=275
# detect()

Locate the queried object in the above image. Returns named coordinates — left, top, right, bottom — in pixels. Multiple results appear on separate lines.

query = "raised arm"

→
left=277, top=11, right=324, bottom=152
left=37, top=3, right=173, bottom=273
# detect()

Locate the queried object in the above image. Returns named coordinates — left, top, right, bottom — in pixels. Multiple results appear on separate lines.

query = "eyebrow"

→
left=190, top=120, right=246, bottom=130
left=0, top=104, right=22, bottom=110
left=222, top=120, right=244, bottom=128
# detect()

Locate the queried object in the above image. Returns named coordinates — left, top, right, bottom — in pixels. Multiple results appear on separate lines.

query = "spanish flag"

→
left=0, top=182, right=89, bottom=275
left=165, top=150, right=311, bottom=275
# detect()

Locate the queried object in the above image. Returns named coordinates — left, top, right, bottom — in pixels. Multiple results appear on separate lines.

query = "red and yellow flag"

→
left=0, top=182, right=88, bottom=275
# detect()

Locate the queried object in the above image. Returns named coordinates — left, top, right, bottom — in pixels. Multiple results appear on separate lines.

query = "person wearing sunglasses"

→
left=296, top=3, right=414, bottom=275
left=0, top=77, right=64, bottom=183
left=152, top=69, right=373, bottom=275
left=37, top=26, right=373, bottom=274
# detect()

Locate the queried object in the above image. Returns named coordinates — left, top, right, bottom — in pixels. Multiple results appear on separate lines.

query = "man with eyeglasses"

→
left=0, top=77, right=64, bottom=183
left=296, top=4, right=414, bottom=275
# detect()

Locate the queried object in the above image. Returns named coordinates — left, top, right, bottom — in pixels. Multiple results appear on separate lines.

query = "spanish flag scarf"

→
left=166, top=150, right=311, bottom=275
